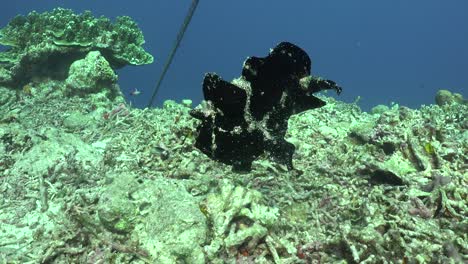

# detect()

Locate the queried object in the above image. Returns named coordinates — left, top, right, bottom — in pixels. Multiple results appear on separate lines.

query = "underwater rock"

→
left=9, top=127, right=102, bottom=178
left=190, top=42, right=342, bottom=171
left=435, top=89, right=465, bottom=106
left=63, top=111, right=93, bottom=131
left=98, top=174, right=207, bottom=263
left=65, top=51, right=118, bottom=97
left=0, top=8, right=153, bottom=87
left=370, top=104, right=390, bottom=115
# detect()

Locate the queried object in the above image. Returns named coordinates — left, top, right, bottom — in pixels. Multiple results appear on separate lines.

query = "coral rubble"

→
left=0, top=10, right=466, bottom=263
left=1, top=79, right=466, bottom=262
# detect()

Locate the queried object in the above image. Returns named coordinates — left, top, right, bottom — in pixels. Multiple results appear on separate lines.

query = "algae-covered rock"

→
left=0, top=8, right=153, bottom=86
left=65, top=51, right=118, bottom=97
left=97, top=174, right=207, bottom=263
left=97, top=174, right=139, bottom=235
left=370, top=104, right=390, bottom=115
left=435, top=89, right=465, bottom=106
left=10, top=127, right=102, bottom=178
left=348, top=119, right=377, bottom=144
left=63, top=111, right=93, bottom=131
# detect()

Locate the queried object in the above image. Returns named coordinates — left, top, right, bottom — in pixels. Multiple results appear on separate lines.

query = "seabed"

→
left=0, top=8, right=466, bottom=264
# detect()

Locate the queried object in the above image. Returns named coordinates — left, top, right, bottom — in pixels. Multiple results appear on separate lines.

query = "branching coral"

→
left=202, top=179, right=279, bottom=262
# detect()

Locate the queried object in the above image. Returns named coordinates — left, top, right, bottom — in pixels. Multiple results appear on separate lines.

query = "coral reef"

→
left=190, top=42, right=342, bottom=172
left=0, top=10, right=466, bottom=262
left=0, top=80, right=466, bottom=262
left=0, top=8, right=153, bottom=86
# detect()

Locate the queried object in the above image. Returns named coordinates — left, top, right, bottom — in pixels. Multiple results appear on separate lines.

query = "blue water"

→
left=1, top=0, right=467, bottom=111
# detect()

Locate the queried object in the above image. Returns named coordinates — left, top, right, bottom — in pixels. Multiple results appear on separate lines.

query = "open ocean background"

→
left=1, top=0, right=467, bottom=111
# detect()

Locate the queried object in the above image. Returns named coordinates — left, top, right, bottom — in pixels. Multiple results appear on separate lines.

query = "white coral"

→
left=203, top=179, right=279, bottom=260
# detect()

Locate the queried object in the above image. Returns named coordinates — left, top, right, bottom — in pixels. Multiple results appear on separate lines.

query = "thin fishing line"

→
left=147, top=0, right=200, bottom=108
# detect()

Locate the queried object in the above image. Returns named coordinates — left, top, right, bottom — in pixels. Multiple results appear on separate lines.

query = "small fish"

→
left=130, top=88, right=141, bottom=96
